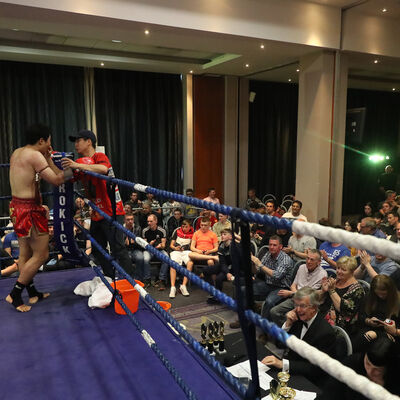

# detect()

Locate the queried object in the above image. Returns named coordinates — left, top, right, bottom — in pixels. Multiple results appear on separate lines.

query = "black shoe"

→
left=157, top=280, right=167, bottom=291
left=229, top=320, right=241, bottom=329
left=206, top=296, right=220, bottom=305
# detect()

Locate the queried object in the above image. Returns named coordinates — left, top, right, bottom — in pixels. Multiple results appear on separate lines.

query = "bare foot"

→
left=29, top=292, right=51, bottom=304
left=5, top=295, right=31, bottom=312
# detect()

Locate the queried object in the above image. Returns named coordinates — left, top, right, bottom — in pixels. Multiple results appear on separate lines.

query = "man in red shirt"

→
left=62, top=130, right=134, bottom=278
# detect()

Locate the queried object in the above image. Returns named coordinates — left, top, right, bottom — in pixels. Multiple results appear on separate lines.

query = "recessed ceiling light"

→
left=296, top=68, right=300, bottom=72
left=382, top=8, right=387, bottom=12
left=189, top=70, right=193, bottom=74
left=374, top=59, right=379, bottom=64
left=393, top=88, right=396, bottom=91
left=245, top=64, right=250, bottom=68
left=12, top=28, right=19, bottom=31
left=100, top=62, right=105, bottom=66
left=112, top=39, right=122, bottom=43
left=260, top=44, right=264, bottom=49
left=288, top=78, right=292, bottom=82
left=144, top=29, right=150, bottom=35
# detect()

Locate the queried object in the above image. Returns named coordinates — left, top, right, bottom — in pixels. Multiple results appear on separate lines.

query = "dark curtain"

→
left=343, top=89, right=400, bottom=215
left=94, top=69, right=183, bottom=200
left=0, top=60, right=86, bottom=215
left=248, top=80, right=298, bottom=203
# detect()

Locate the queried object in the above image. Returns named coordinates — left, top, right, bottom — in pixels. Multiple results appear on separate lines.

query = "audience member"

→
left=360, top=202, right=374, bottom=220
left=169, top=220, right=194, bottom=298
left=203, top=187, right=220, bottom=205
left=125, top=191, right=142, bottom=214
left=283, top=220, right=316, bottom=262
left=265, top=200, right=281, bottom=218
left=319, top=240, right=351, bottom=269
left=141, top=214, right=169, bottom=290
left=186, top=218, right=219, bottom=296
left=355, top=250, right=399, bottom=283
left=0, top=248, right=18, bottom=277
left=382, top=211, right=399, bottom=237
left=250, top=235, right=294, bottom=319
left=270, top=249, right=327, bottom=326
left=389, top=221, right=400, bottom=244
left=245, top=188, right=262, bottom=210
left=195, top=209, right=217, bottom=230
left=203, top=229, right=236, bottom=304
left=3, top=230, right=20, bottom=260
left=137, top=202, right=153, bottom=230
left=353, top=275, right=399, bottom=353
left=166, top=208, right=184, bottom=237
left=123, top=213, right=143, bottom=278
left=144, top=193, right=161, bottom=216
left=282, top=200, right=308, bottom=221
left=261, top=287, right=336, bottom=385
left=162, top=198, right=182, bottom=226
left=180, top=188, right=199, bottom=221
left=317, top=337, right=400, bottom=400
left=319, top=256, right=365, bottom=335
left=212, top=213, right=232, bottom=242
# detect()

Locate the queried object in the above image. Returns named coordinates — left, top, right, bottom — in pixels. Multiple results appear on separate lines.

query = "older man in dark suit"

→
left=261, top=287, right=336, bottom=384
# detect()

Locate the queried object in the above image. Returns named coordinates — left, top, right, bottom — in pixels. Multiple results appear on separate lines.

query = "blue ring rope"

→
left=80, top=170, right=293, bottom=230
left=76, top=221, right=245, bottom=399
left=0, top=164, right=10, bottom=168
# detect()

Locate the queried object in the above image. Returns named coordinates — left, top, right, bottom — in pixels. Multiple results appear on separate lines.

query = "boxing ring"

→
left=1, top=159, right=400, bottom=400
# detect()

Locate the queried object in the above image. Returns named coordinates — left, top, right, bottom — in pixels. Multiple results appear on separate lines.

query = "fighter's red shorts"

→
left=9, top=197, right=48, bottom=238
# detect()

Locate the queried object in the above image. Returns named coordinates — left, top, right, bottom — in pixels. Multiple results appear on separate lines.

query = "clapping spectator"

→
left=355, top=251, right=399, bottom=283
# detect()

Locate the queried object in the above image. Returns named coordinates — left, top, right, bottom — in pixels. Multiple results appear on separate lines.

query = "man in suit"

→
left=261, top=287, right=336, bottom=384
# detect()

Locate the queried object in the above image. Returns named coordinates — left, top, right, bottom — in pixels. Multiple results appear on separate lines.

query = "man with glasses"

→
left=270, top=249, right=327, bottom=326
left=261, top=287, right=336, bottom=384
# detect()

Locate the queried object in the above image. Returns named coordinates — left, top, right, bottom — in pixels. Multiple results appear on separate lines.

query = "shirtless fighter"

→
left=7, top=123, right=72, bottom=312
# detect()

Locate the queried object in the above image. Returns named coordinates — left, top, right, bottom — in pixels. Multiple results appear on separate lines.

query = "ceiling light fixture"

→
left=296, top=69, right=300, bottom=72
left=382, top=8, right=387, bottom=12
left=12, top=28, right=19, bottom=31
left=144, top=29, right=150, bottom=35
left=374, top=59, right=379, bottom=64
left=393, top=88, right=396, bottom=91
left=245, top=64, right=250, bottom=68
left=260, top=44, right=265, bottom=49
left=288, top=78, right=292, bottom=82
left=100, top=62, right=105, bottom=66
left=112, top=39, right=122, bottom=43
left=189, top=70, right=193, bottom=74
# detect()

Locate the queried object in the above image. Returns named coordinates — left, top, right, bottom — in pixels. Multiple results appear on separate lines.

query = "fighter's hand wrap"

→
left=63, top=167, right=74, bottom=181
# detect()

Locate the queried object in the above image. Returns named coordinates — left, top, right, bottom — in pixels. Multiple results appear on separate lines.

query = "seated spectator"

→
left=125, top=191, right=142, bottom=214
left=137, top=202, right=153, bottom=230
left=353, top=275, right=400, bottom=353
left=250, top=235, right=294, bottom=319
left=355, top=250, right=400, bottom=283
left=44, top=225, right=74, bottom=271
left=283, top=220, right=316, bottom=262
left=282, top=200, right=308, bottom=222
left=319, top=256, right=365, bottom=335
left=265, top=200, right=281, bottom=218
left=212, top=213, right=231, bottom=242
left=270, top=249, right=327, bottom=326
left=169, top=220, right=194, bottom=298
left=180, top=188, right=200, bottom=221
left=143, top=193, right=161, bottom=216
left=244, top=188, right=262, bottom=210
left=203, top=229, right=236, bottom=304
left=319, top=240, right=351, bottom=269
left=344, top=219, right=359, bottom=256
left=360, top=218, right=388, bottom=257
left=203, top=187, right=220, bottom=217
left=360, top=202, right=374, bottom=221
left=3, top=230, right=19, bottom=260
left=167, top=208, right=184, bottom=238
left=0, top=248, right=18, bottom=277
left=124, top=203, right=133, bottom=215
left=373, top=212, right=384, bottom=231
left=186, top=218, right=219, bottom=296
left=123, top=213, right=143, bottom=276
left=141, top=214, right=169, bottom=290
left=74, top=216, right=92, bottom=256
left=74, top=197, right=91, bottom=221
left=261, top=287, right=336, bottom=385
left=162, top=198, right=182, bottom=226
left=382, top=211, right=399, bottom=237
left=195, top=209, right=217, bottom=230
left=317, top=337, right=400, bottom=400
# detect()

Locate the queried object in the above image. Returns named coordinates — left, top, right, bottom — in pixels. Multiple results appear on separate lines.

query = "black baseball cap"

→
left=69, top=129, right=97, bottom=147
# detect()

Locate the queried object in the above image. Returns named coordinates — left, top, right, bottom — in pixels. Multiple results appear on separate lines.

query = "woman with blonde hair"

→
left=320, top=256, right=365, bottom=335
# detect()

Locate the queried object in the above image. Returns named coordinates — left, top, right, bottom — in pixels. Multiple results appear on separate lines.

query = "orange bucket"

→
left=110, top=279, right=144, bottom=315
left=157, top=301, right=172, bottom=312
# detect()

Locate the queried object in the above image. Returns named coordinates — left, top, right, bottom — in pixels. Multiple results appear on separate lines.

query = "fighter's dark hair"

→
left=25, top=123, right=52, bottom=145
